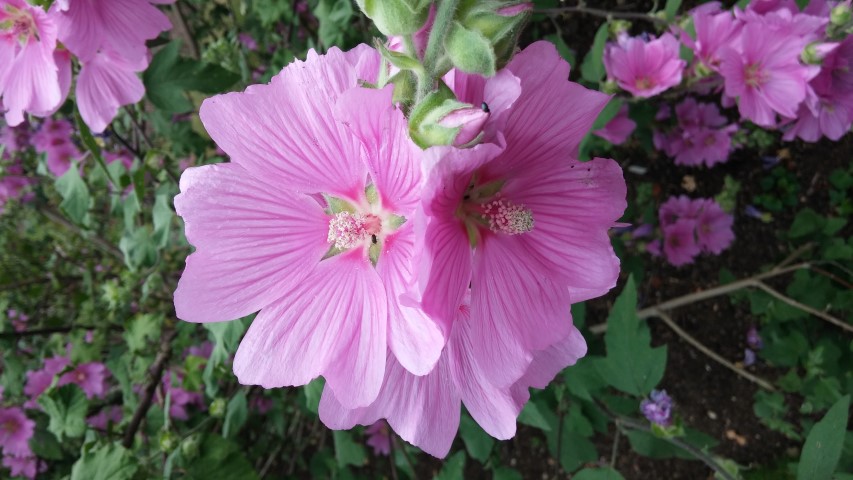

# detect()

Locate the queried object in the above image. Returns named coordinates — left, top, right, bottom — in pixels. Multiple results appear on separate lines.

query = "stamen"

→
left=483, top=199, right=534, bottom=235
left=327, top=212, right=381, bottom=250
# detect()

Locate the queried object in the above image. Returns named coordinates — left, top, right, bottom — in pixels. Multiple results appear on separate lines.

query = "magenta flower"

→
left=684, top=7, right=743, bottom=71
left=86, top=406, right=122, bottom=430
left=365, top=421, right=391, bottom=456
left=603, top=33, right=686, bottom=98
left=52, top=0, right=171, bottom=63
left=0, top=407, right=34, bottom=457
left=414, top=42, right=623, bottom=389
left=593, top=104, right=636, bottom=145
left=0, top=164, right=32, bottom=213
left=641, top=390, right=673, bottom=426
left=174, top=46, right=445, bottom=408
left=663, top=219, right=700, bottom=266
left=654, top=97, right=737, bottom=167
left=76, top=50, right=147, bottom=133
left=0, top=0, right=63, bottom=125
left=659, top=195, right=702, bottom=228
left=104, top=149, right=134, bottom=170
left=718, top=22, right=817, bottom=127
left=59, top=362, right=109, bottom=399
left=238, top=33, right=258, bottom=51
left=695, top=199, right=734, bottom=254
left=23, top=354, right=70, bottom=408
left=2, top=454, right=38, bottom=479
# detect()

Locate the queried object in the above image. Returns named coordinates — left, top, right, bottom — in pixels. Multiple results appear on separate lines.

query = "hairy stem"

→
left=419, top=0, right=459, bottom=101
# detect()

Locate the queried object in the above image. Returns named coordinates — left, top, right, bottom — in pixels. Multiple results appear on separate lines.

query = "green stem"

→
left=418, top=0, right=459, bottom=102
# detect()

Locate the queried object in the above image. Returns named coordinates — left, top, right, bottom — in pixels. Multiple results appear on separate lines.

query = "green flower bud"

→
left=601, top=80, right=620, bottom=95
left=356, top=0, right=432, bottom=36
left=801, top=42, right=839, bottom=65
left=407, top=83, right=489, bottom=148
left=609, top=20, right=631, bottom=37
left=209, top=397, right=226, bottom=418
left=446, top=1, right=532, bottom=75
left=158, top=430, right=178, bottom=452
left=831, top=4, right=852, bottom=26
left=181, top=433, right=202, bottom=459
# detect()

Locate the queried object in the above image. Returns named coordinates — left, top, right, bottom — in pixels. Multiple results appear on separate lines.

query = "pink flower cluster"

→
left=174, top=42, right=626, bottom=456
left=31, top=117, right=82, bottom=176
left=654, top=97, right=738, bottom=167
left=0, top=0, right=173, bottom=132
left=23, top=355, right=110, bottom=408
left=651, top=196, right=734, bottom=266
left=0, top=122, right=34, bottom=212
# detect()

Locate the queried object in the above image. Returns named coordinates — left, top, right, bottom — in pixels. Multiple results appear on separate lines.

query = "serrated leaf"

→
left=518, top=400, right=552, bottom=432
left=185, top=435, right=259, bottom=479
left=38, top=384, right=89, bottom=440
left=71, top=443, right=138, bottom=480
left=55, top=162, right=90, bottom=224
left=797, top=395, right=850, bottom=480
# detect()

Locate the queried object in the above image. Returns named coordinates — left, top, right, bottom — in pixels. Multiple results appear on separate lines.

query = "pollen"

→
left=327, top=212, right=381, bottom=250
left=483, top=199, right=534, bottom=235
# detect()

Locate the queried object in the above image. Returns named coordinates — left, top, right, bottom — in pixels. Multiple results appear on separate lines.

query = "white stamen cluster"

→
left=483, top=199, right=534, bottom=235
left=327, top=212, right=370, bottom=250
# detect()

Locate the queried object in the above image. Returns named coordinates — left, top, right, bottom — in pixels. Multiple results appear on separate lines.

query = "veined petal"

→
left=234, top=252, right=387, bottom=408
left=199, top=46, right=379, bottom=200
left=76, top=50, right=146, bottom=133
left=174, top=163, right=329, bottom=323
left=511, top=326, right=587, bottom=408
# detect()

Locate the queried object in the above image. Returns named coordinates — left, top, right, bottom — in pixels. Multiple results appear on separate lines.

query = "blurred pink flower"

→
left=695, top=199, right=735, bottom=254
left=663, top=219, right=700, bottom=266
left=654, top=97, right=737, bottom=167
left=593, top=104, right=636, bottom=145
left=23, top=354, right=70, bottom=408
left=365, top=421, right=391, bottom=456
left=59, top=362, right=110, bottom=399
left=87, top=406, right=122, bottom=430
left=2, top=454, right=38, bottom=479
left=0, top=407, right=34, bottom=457
left=603, top=33, right=686, bottom=98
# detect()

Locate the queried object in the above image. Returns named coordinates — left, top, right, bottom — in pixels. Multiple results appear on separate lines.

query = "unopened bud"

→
left=209, top=397, right=226, bottom=418
left=438, top=104, right=491, bottom=147
left=158, top=430, right=178, bottom=452
left=601, top=80, right=620, bottom=94
left=181, top=433, right=202, bottom=459
left=356, top=0, right=431, bottom=36
left=802, top=42, right=840, bottom=64
left=831, top=4, right=852, bottom=26
left=609, top=20, right=631, bottom=37
left=448, top=1, right=533, bottom=75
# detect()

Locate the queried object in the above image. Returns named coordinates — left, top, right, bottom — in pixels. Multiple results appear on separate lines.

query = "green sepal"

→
left=465, top=221, right=479, bottom=248
left=369, top=241, right=381, bottom=267
left=445, top=21, right=496, bottom=76
left=471, top=179, right=505, bottom=201
left=321, top=244, right=345, bottom=261
left=365, top=184, right=380, bottom=205
left=323, top=194, right=356, bottom=214
left=408, top=82, right=473, bottom=148
left=388, top=214, right=407, bottom=230
left=356, top=0, right=431, bottom=36
left=375, top=39, right=425, bottom=74
left=387, top=70, right=417, bottom=109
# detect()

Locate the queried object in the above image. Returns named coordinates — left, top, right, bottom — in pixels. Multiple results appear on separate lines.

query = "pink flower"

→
left=174, top=46, right=444, bottom=408
left=52, top=0, right=171, bottom=63
left=0, top=163, right=32, bottom=213
left=185, top=341, right=214, bottom=360
left=0, top=407, right=34, bottom=457
left=76, top=50, right=147, bottom=133
left=593, top=104, right=636, bottom=145
left=321, top=299, right=587, bottom=457
left=31, top=118, right=83, bottom=176
left=603, top=33, right=686, bottom=98
left=59, top=362, right=110, bottom=399
left=412, top=42, right=623, bottom=392
left=104, top=149, right=134, bottom=170
left=654, top=97, right=737, bottom=167
left=161, top=372, right=204, bottom=420
left=0, top=0, right=63, bottom=125
left=695, top=199, right=734, bottom=254
left=2, top=454, right=38, bottom=479
left=23, top=354, right=70, bottom=408
left=683, top=7, right=743, bottom=71
left=663, top=219, right=700, bottom=266
left=238, top=33, right=257, bottom=51
left=86, top=406, right=122, bottom=430
left=719, top=21, right=818, bottom=127
left=365, top=421, right=391, bottom=456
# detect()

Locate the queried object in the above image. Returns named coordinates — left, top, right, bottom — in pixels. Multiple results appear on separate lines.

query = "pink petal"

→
left=2, top=42, right=61, bottom=126
left=511, top=326, right=587, bottom=407
left=198, top=46, right=379, bottom=201
left=173, top=163, right=330, bottom=322
left=233, top=252, right=388, bottom=408
left=76, top=50, right=145, bottom=133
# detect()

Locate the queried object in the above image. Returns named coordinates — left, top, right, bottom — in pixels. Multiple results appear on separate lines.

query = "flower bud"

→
left=181, top=433, right=202, bottom=459
left=356, top=0, right=431, bottom=36
left=802, top=42, right=839, bottom=65
left=446, top=1, right=532, bottom=75
left=158, top=430, right=178, bottom=452
left=437, top=104, right=490, bottom=147
left=831, top=3, right=852, bottom=26
left=209, top=397, right=226, bottom=418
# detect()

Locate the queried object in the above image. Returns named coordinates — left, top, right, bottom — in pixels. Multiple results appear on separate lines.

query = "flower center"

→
left=483, top=199, right=534, bottom=235
left=327, top=212, right=381, bottom=250
left=744, top=63, right=766, bottom=88
left=2, top=420, right=18, bottom=434
left=1, top=6, right=37, bottom=44
left=635, top=76, right=655, bottom=91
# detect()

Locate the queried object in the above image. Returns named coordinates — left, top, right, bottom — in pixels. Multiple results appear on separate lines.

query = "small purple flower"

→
left=2, top=454, right=38, bottom=479
left=747, top=326, right=764, bottom=350
left=744, top=348, right=757, bottom=367
left=238, top=33, right=258, bottom=51
left=0, top=407, right=35, bottom=457
left=365, top=421, right=391, bottom=456
left=744, top=205, right=764, bottom=219
left=641, top=389, right=673, bottom=426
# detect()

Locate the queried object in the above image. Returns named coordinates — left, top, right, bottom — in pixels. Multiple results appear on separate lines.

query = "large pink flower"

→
left=59, top=362, right=110, bottom=399
left=0, top=0, right=62, bottom=125
left=320, top=295, right=587, bottom=457
left=683, top=6, right=743, bottom=71
left=52, top=0, right=171, bottom=63
left=603, top=33, right=686, bottom=98
left=413, top=42, right=625, bottom=389
left=174, top=46, right=444, bottom=408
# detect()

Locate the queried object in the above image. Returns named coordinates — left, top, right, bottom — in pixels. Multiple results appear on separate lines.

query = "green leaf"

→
left=314, top=0, right=355, bottom=48
left=493, top=467, right=524, bottom=480
left=591, top=97, right=624, bottom=131
left=71, top=443, right=139, bottom=480
left=303, top=377, right=325, bottom=414
left=38, top=384, right=89, bottom=440
left=222, top=390, right=248, bottom=438
left=789, top=208, right=826, bottom=238
left=152, top=187, right=174, bottom=249
left=581, top=22, right=609, bottom=83
left=459, top=414, right=495, bottom=462
left=518, top=400, right=552, bottom=432
left=596, top=277, right=667, bottom=396
left=55, top=162, right=90, bottom=224
left=544, top=34, right=576, bottom=67
left=119, top=227, right=158, bottom=271
left=333, top=430, right=366, bottom=468
left=30, top=427, right=63, bottom=460
left=547, top=428, right=597, bottom=473
left=445, top=21, right=496, bottom=76
left=75, top=109, right=117, bottom=187
left=797, top=395, right=850, bottom=480
left=124, top=314, right=162, bottom=352
left=143, top=41, right=240, bottom=113
left=664, top=0, right=683, bottom=20
left=573, top=467, right=627, bottom=480
left=184, top=435, right=259, bottom=479
left=435, top=451, right=466, bottom=480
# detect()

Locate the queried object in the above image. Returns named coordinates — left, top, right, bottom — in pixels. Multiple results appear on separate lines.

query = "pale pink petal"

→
left=3, top=42, right=61, bottom=125
left=511, top=326, right=587, bottom=407
left=173, top=163, right=330, bottom=322
left=76, top=50, right=145, bottom=133
left=233, top=253, right=387, bottom=408
left=199, top=46, right=379, bottom=200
